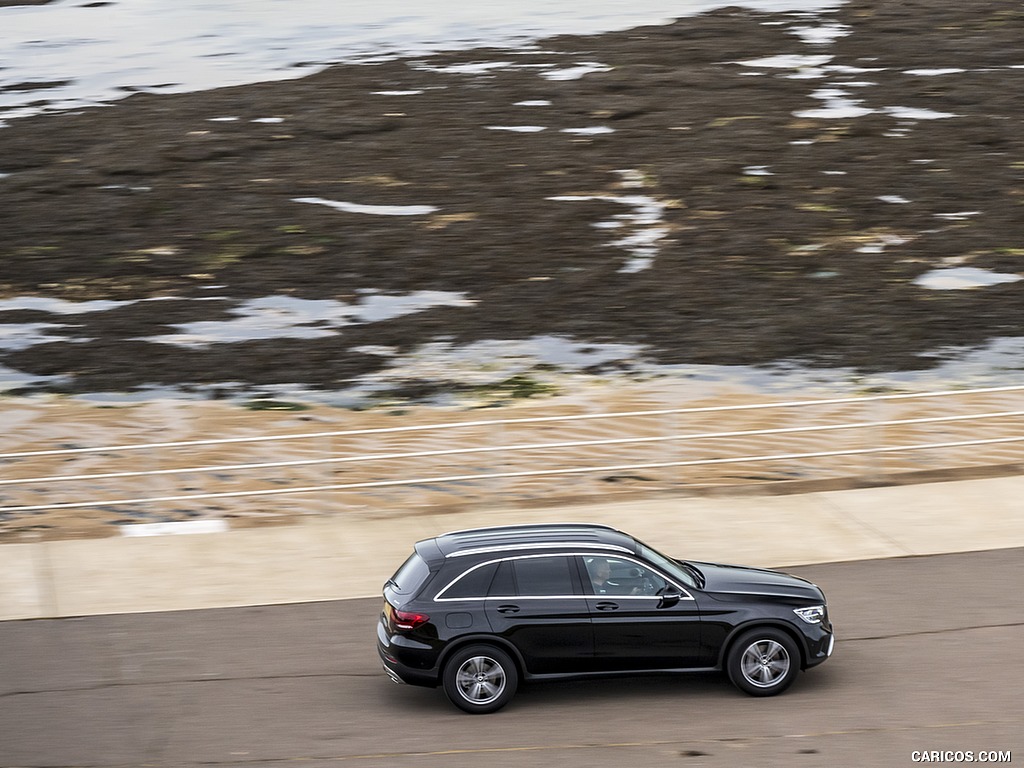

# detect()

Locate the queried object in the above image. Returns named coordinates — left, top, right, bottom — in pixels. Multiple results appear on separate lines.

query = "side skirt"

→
left=522, top=666, right=720, bottom=682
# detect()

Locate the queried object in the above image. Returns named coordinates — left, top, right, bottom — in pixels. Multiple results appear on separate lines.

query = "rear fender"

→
left=436, top=634, right=528, bottom=679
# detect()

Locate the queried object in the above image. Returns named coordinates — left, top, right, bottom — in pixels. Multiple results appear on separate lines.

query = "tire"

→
left=442, top=645, right=518, bottom=714
left=726, top=628, right=800, bottom=697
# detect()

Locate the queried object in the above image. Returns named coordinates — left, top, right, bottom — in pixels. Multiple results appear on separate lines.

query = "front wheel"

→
left=442, top=645, right=518, bottom=714
left=726, top=628, right=800, bottom=696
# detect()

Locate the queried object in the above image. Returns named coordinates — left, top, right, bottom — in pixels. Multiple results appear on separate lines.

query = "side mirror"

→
left=657, top=588, right=682, bottom=609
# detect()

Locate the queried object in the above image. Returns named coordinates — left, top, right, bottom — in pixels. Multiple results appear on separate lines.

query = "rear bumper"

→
left=378, top=644, right=439, bottom=687
left=382, top=663, right=404, bottom=684
left=377, top=619, right=440, bottom=688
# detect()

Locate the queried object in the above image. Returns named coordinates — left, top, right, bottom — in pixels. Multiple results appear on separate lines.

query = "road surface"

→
left=2, top=549, right=1020, bottom=767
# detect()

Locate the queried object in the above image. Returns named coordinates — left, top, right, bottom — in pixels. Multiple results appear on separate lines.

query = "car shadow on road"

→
left=375, top=666, right=840, bottom=717
left=517, top=671, right=733, bottom=706
left=375, top=670, right=732, bottom=715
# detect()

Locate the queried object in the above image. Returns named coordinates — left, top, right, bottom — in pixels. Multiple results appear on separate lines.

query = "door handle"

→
left=596, top=601, right=619, bottom=611
left=497, top=604, right=520, bottom=614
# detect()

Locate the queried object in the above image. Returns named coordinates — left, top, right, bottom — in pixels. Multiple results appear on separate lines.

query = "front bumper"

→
left=803, top=621, right=835, bottom=668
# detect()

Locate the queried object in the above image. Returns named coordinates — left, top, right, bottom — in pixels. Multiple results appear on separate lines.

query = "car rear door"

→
left=484, top=555, right=593, bottom=674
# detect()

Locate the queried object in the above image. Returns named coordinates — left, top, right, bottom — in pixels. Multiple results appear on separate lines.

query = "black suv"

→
left=378, top=523, right=834, bottom=713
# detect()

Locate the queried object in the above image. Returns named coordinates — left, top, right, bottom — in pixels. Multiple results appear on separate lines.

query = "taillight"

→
left=391, top=606, right=430, bottom=631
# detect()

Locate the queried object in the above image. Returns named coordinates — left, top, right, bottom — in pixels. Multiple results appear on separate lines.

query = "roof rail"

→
left=439, top=522, right=619, bottom=537
left=446, top=541, right=633, bottom=558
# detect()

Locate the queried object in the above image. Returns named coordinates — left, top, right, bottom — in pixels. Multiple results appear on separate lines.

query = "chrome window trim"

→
left=446, top=541, right=632, bottom=558
left=581, top=554, right=694, bottom=601
left=434, top=552, right=695, bottom=602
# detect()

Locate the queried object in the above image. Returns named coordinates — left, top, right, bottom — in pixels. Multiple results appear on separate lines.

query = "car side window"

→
left=584, top=556, right=668, bottom=596
left=441, top=562, right=498, bottom=599
left=511, top=556, right=576, bottom=596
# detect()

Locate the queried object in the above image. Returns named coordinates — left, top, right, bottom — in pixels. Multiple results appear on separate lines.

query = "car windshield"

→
left=637, top=541, right=699, bottom=589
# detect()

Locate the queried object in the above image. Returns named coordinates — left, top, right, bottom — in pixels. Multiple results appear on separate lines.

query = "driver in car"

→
left=589, top=559, right=640, bottom=595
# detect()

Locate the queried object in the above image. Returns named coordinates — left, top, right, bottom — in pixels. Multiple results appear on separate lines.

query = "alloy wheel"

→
left=740, top=639, right=791, bottom=688
left=455, top=655, right=506, bottom=704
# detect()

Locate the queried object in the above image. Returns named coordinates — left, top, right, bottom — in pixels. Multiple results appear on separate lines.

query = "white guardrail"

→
left=1, top=385, right=1022, bottom=519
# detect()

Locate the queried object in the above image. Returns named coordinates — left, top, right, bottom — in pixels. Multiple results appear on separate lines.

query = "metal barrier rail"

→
left=1, top=384, right=1022, bottom=515
left=3, top=384, right=1022, bottom=460
left=3, top=434, right=1024, bottom=514
left=2, top=409, right=1023, bottom=488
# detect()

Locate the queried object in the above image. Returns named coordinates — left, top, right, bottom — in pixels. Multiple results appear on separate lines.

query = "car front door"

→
left=580, top=555, right=703, bottom=671
left=484, top=555, right=593, bottom=674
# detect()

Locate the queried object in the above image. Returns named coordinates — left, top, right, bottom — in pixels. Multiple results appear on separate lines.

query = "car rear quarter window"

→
left=440, top=562, right=499, bottom=599
left=388, top=553, right=431, bottom=596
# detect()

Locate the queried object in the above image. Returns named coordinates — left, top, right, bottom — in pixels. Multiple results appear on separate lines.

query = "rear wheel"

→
left=442, top=645, right=518, bottom=714
left=727, top=628, right=800, bottom=696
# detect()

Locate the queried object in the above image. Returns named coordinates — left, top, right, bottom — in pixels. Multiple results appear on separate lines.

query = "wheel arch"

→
left=718, top=620, right=809, bottom=670
left=437, top=634, right=528, bottom=680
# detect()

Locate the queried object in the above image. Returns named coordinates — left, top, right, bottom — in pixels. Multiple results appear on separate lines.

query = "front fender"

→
left=717, top=620, right=811, bottom=669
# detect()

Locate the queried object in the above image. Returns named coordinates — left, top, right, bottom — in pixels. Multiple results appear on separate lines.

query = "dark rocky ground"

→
left=1, top=0, right=1023, bottom=399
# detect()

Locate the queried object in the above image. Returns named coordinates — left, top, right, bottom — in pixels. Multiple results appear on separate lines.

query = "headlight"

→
left=794, top=605, right=825, bottom=624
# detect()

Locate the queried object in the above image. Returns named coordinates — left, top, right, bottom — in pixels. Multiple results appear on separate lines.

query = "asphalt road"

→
left=2, top=549, right=1021, bottom=768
